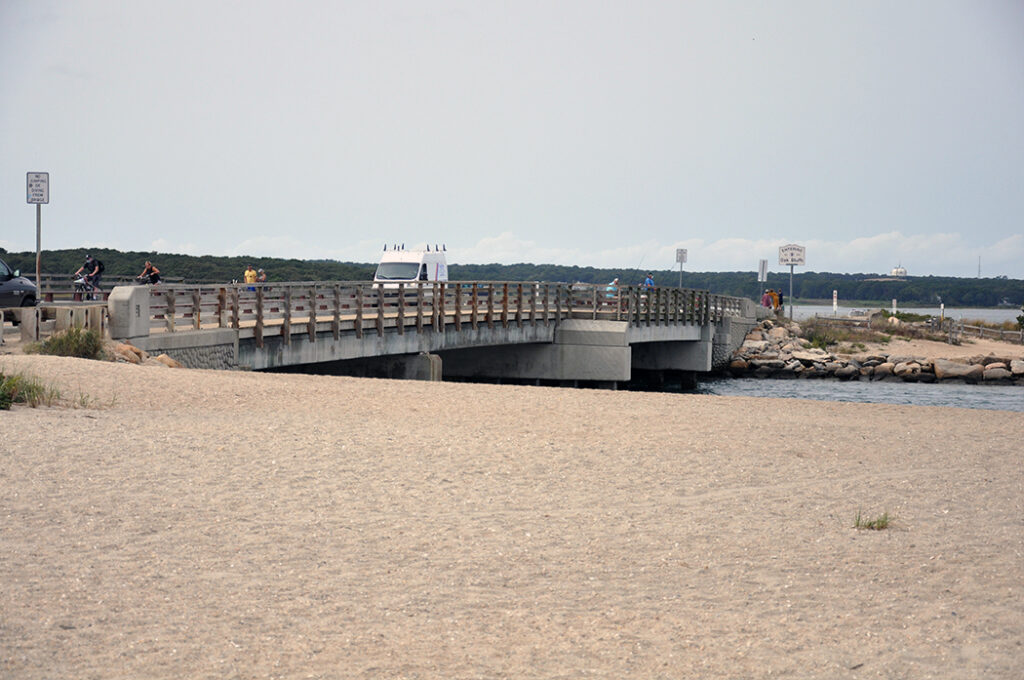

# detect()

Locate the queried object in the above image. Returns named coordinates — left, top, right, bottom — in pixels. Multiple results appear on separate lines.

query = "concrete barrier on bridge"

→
left=107, top=286, right=150, bottom=340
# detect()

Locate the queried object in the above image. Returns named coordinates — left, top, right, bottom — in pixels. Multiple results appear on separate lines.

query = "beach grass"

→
left=854, top=510, right=891, bottom=530
left=0, top=369, right=61, bottom=409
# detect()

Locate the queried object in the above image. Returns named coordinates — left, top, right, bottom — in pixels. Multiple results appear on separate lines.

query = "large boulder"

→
left=873, top=363, right=894, bottom=379
left=933, top=359, right=984, bottom=382
left=792, top=349, right=830, bottom=363
left=729, top=358, right=749, bottom=373
left=1011, top=359, right=1024, bottom=376
left=750, top=358, right=786, bottom=370
left=110, top=343, right=142, bottom=364
left=834, top=365, right=859, bottom=380
left=152, top=353, right=183, bottom=369
left=983, top=367, right=1012, bottom=382
left=768, top=326, right=790, bottom=341
left=783, top=360, right=804, bottom=373
left=893, top=361, right=921, bottom=378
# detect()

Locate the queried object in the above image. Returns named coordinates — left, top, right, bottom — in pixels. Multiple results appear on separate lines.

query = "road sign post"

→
left=27, top=172, right=49, bottom=293
left=676, top=248, right=687, bottom=288
left=778, top=244, right=805, bottom=321
left=757, top=258, right=767, bottom=302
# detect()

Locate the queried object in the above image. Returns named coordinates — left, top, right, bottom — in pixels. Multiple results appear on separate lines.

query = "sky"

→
left=2, top=1, right=1023, bottom=279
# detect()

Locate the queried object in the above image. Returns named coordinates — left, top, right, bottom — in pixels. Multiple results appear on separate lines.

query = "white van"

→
left=373, top=245, right=448, bottom=285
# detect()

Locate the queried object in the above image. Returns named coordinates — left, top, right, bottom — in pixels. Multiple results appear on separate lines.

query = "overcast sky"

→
left=2, top=1, right=1022, bottom=278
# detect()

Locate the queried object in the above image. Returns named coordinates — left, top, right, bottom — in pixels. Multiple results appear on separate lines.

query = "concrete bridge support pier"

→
left=439, top=320, right=631, bottom=384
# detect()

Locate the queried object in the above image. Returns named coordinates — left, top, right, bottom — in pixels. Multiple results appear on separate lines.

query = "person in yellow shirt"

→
left=244, top=265, right=257, bottom=290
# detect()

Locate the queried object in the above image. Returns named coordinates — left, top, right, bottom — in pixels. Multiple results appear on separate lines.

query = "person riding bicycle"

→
left=138, top=260, right=161, bottom=284
left=74, top=255, right=103, bottom=295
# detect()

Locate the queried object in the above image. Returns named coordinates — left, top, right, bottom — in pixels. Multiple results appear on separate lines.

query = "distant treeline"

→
left=3, top=247, right=1021, bottom=307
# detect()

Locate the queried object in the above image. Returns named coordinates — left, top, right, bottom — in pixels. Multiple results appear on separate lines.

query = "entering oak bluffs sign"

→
left=778, top=243, right=805, bottom=266
left=777, top=243, right=805, bottom=321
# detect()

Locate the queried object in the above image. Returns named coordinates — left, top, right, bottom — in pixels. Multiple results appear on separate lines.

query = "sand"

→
left=1, top=352, right=1022, bottom=679
left=840, top=335, right=1024, bottom=363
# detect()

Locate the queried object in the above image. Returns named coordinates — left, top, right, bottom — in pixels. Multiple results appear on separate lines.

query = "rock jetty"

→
left=728, top=319, right=1024, bottom=385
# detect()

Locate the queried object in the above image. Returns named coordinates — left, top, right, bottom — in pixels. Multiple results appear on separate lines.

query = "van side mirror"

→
left=13, top=269, right=20, bottom=277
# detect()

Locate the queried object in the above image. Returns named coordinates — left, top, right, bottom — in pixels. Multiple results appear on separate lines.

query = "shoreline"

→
left=728, top=318, right=1024, bottom=385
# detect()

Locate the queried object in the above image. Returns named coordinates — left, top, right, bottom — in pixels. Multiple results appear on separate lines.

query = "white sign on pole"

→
left=757, top=259, right=768, bottom=282
left=675, top=248, right=687, bottom=264
left=778, top=244, right=805, bottom=266
left=27, top=172, right=49, bottom=204
left=833, top=290, right=838, bottom=314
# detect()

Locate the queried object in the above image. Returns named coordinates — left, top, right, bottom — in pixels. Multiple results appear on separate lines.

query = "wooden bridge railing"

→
left=143, top=281, right=747, bottom=344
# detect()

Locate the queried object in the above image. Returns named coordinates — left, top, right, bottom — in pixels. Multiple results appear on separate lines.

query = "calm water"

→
left=791, top=305, right=1021, bottom=324
left=697, top=377, right=1024, bottom=412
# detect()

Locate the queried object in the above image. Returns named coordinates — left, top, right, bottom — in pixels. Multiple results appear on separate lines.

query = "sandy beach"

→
left=1, top=350, right=1022, bottom=679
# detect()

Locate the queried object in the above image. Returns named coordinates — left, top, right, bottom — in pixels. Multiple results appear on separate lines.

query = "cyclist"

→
left=138, top=260, right=161, bottom=284
left=73, top=254, right=103, bottom=298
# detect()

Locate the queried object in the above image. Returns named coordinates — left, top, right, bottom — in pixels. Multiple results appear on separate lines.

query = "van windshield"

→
left=375, top=262, right=420, bottom=281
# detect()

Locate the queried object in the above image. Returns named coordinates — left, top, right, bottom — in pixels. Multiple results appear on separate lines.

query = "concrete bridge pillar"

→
left=440, top=319, right=630, bottom=382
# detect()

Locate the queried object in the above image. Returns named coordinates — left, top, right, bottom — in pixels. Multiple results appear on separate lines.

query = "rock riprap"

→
left=728, top=320, right=1023, bottom=384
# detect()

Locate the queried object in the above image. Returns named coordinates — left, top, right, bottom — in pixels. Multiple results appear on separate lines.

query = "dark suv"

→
left=0, top=257, right=38, bottom=311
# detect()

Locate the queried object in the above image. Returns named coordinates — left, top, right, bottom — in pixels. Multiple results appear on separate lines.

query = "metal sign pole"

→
left=789, top=264, right=794, bottom=321
left=675, top=248, right=687, bottom=289
left=35, top=204, right=41, bottom=292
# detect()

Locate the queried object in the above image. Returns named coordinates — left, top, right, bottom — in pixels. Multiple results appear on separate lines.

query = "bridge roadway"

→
left=108, top=281, right=759, bottom=385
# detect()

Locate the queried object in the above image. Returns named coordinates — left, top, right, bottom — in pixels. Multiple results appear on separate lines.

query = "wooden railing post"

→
left=543, top=284, right=550, bottom=325
left=255, top=286, right=264, bottom=348
left=501, top=283, right=509, bottom=328
left=529, top=284, right=537, bottom=325
left=166, top=291, right=176, bottom=333
left=218, top=287, right=227, bottom=328
left=433, top=282, right=443, bottom=332
left=486, top=284, right=495, bottom=329
left=192, top=288, right=202, bottom=330
left=454, top=283, right=462, bottom=331
left=515, top=283, right=524, bottom=327
left=471, top=283, right=479, bottom=330
left=231, top=287, right=240, bottom=330
left=375, top=284, right=384, bottom=337
left=332, top=285, right=341, bottom=340
left=308, top=285, right=317, bottom=341
left=355, top=285, right=364, bottom=339
left=416, top=285, right=424, bottom=334
left=282, top=287, right=292, bottom=345
left=396, top=283, right=405, bottom=335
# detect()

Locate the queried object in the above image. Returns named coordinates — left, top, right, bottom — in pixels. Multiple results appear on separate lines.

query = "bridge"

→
left=100, top=281, right=758, bottom=386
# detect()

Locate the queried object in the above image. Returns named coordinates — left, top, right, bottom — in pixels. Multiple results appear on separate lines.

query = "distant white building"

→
left=889, top=264, right=907, bottom=277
